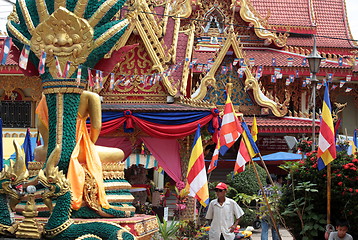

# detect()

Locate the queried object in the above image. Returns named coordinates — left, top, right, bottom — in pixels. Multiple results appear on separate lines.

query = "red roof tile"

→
left=244, top=116, right=319, bottom=133
left=250, top=0, right=356, bottom=48
left=250, top=0, right=313, bottom=28
left=171, top=33, right=189, bottom=81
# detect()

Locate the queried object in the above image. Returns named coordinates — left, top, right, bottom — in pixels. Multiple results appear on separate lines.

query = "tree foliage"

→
left=279, top=150, right=358, bottom=239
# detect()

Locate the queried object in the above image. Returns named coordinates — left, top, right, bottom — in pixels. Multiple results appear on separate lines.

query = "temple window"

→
left=203, top=8, right=225, bottom=34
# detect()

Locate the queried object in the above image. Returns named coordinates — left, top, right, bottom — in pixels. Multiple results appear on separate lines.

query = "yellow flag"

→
left=251, top=116, right=258, bottom=142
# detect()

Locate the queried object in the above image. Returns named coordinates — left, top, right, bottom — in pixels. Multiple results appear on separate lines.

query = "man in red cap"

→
left=205, top=182, right=244, bottom=240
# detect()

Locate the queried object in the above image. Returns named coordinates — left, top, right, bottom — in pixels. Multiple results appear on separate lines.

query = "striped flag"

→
left=62, top=61, right=71, bottom=78
left=19, top=45, right=30, bottom=69
left=110, top=73, right=115, bottom=90
left=241, top=121, right=260, bottom=158
left=88, top=68, right=94, bottom=87
left=54, top=56, right=62, bottom=77
left=219, top=95, right=242, bottom=155
left=95, top=70, right=100, bottom=89
left=38, top=51, right=47, bottom=74
left=208, top=139, right=220, bottom=174
left=0, top=37, right=13, bottom=65
left=99, top=71, right=103, bottom=89
left=186, top=125, right=209, bottom=207
left=234, top=138, right=251, bottom=174
left=76, top=65, right=82, bottom=85
left=317, top=83, right=336, bottom=170
left=251, top=116, right=258, bottom=142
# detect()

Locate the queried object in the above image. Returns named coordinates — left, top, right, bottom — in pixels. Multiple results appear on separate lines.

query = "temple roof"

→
left=250, top=0, right=314, bottom=29
left=250, top=0, right=356, bottom=48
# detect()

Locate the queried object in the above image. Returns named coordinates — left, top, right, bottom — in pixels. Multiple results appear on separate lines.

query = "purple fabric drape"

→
left=141, top=137, right=183, bottom=184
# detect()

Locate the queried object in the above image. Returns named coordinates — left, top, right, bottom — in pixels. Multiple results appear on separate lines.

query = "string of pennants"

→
left=215, top=56, right=354, bottom=92
left=0, top=36, right=356, bottom=93
left=0, top=37, right=182, bottom=90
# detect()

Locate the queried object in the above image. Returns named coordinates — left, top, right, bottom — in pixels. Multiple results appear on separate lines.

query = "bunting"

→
left=38, top=51, right=47, bottom=74
left=54, top=56, right=62, bottom=77
left=62, top=61, right=71, bottom=78
left=76, top=65, right=82, bottom=85
left=19, top=45, right=30, bottom=69
left=110, top=73, right=115, bottom=90
left=0, top=37, right=12, bottom=65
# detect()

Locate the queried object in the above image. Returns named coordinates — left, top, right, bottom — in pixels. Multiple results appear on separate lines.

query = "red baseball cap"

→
left=215, top=182, right=228, bottom=190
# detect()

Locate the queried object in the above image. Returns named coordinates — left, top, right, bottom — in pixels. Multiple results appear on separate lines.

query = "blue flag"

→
left=241, top=121, right=260, bottom=154
left=0, top=118, right=3, bottom=171
left=23, top=128, right=33, bottom=167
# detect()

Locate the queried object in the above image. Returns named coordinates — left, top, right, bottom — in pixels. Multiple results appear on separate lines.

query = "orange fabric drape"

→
left=67, top=116, right=110, bottom=210
left=36, top=96, right=49, bottom=129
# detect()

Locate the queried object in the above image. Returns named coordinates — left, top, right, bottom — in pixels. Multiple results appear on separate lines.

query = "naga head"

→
left=7, top=0, right=129, bottom=79
left=38, top=145, right=70, bottom=211
left=0, top=140, right=29, bottom=210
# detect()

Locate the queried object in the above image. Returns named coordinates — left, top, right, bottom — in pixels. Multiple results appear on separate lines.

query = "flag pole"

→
left=327, top=163, right=331, bottom=224
left=250, top=159, right=282, bottom=240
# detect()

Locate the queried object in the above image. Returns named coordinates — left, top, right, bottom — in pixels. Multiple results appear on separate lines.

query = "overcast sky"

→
left=0, top=0, right=357, bottom=40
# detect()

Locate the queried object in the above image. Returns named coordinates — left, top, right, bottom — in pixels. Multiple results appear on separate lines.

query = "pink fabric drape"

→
left=141, top=137, right=182, bottom=184
left=95, top=137, right=133, bottom=159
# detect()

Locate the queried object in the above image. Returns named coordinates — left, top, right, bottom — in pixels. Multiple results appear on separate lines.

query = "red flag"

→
left=219, top=95, right=242, bottom=155
left=234, top=138, right=251, bottom=174
left=208, top=139, right=220, bottom=174
left=88, top=68, right=94, bottom=87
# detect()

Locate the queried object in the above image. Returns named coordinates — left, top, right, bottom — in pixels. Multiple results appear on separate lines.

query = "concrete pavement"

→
left=250, top=228, right=293, bottom=240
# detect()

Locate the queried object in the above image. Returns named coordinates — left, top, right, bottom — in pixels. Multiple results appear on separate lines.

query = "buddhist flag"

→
left=251, top=116, right=258, bottom=142
left=38, top=51, right=47, bottom=74
left=0, top=37, right=13, bottom=65
left=19, top=45, right=30, bottom=69
left=241, top=121, right=260, bottom=158
left=186, top=125, right=209, bottom=207
left=317, top=83, right=336, bottom=170
left=219, top=95, right=242, bottom=155
left=208, top=139, right=220, bottom=174
left=234, top=138, right=251, bottom=174
left=353, top=129, right=358, bottom=153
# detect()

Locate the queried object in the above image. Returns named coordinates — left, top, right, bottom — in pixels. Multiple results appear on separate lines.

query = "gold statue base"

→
left=15, top=214, right=158, bottom=240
